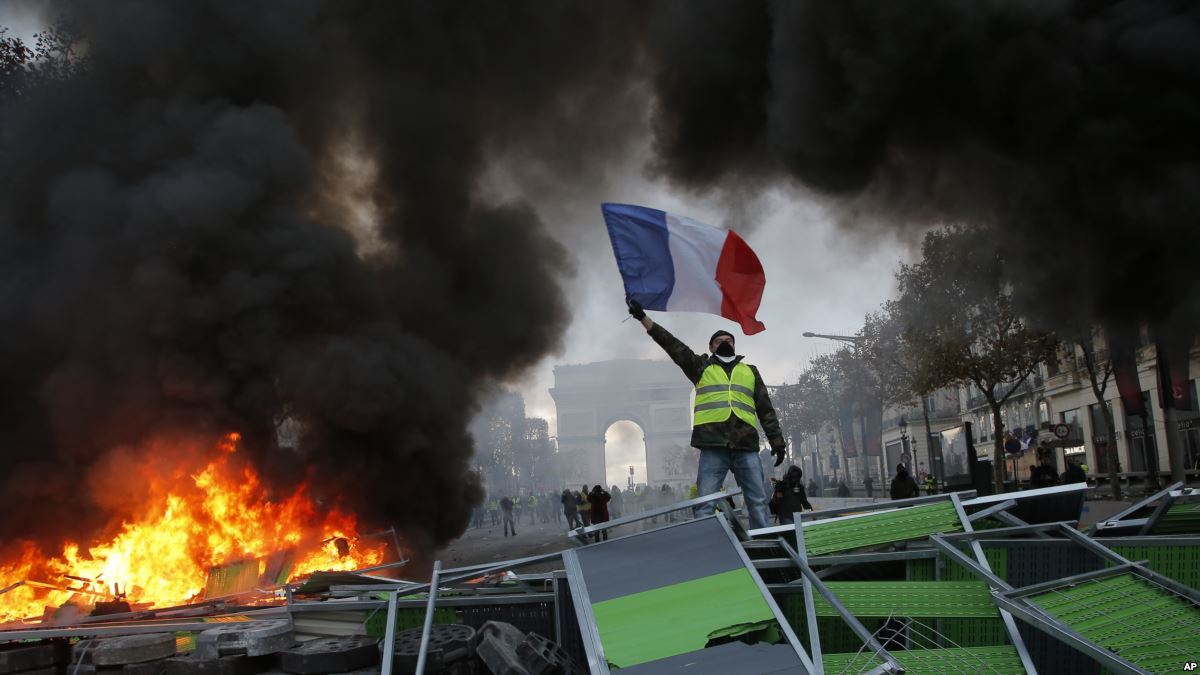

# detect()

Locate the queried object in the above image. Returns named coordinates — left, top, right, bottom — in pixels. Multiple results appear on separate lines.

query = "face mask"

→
left=714, top=341, right=735, bottom=357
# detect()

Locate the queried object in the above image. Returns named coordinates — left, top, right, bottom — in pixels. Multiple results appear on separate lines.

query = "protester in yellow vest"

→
left=577, top=486, right=592, bottom=526
left=487, top=498, right=499, bottom=526
left=629, top=300, right=787, bottom=530
left=526, top=494, right=539, bottom=525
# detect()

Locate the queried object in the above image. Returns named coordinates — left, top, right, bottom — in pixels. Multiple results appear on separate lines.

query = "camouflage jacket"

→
left=647, top=323, right=786, bottom=453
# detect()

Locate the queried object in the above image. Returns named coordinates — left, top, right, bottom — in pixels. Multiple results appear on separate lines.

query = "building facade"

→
left=877, top=342, right=1200, bottom=491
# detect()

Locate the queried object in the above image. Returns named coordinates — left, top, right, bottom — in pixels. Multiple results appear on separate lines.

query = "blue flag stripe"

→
left=601, top=203, right=675, bottom=311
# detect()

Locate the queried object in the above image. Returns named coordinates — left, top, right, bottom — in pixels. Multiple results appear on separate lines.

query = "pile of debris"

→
left=0, top=617, right=580, bottom=675
left=2, top=482, right=1198, bottom=674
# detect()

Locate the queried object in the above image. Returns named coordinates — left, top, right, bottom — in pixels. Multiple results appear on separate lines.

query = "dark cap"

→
left=709, top=330, right=734, bottom=346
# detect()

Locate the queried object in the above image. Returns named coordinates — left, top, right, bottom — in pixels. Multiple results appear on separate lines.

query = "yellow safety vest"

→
left=694, top=362, right=758, bottom=428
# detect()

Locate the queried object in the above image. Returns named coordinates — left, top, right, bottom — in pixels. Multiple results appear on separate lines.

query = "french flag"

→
left=602, top=203, right=766, bottom=335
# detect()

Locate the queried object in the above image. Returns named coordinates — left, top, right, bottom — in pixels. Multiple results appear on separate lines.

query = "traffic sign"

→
left=1052, top=423, right=1070, bottom=439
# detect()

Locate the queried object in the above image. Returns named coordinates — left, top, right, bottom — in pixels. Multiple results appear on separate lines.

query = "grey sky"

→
left=0, top=0, right=44, bottom=42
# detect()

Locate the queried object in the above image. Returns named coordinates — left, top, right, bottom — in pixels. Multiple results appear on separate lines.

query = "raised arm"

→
left=628, top=300, right=707, bottom=383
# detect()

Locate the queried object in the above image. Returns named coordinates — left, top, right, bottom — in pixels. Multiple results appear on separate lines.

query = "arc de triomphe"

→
left=550, top=359, right=696, bottom=490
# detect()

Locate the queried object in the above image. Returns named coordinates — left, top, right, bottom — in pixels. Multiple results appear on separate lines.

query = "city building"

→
left=878, top=341, right=1200, bottom=492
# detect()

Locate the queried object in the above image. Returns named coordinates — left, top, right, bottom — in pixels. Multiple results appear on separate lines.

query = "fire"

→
left=0, top=433, right=389, bottom=624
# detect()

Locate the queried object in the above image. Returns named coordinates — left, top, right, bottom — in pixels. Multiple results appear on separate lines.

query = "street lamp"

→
left=802, top=331, right=863, bottom=345
left=826, top=430, right=839, bottom=486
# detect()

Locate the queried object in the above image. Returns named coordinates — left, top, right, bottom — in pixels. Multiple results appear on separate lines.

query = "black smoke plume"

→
left=4, top=0, right=1198, bottom=556
left=647, top=0, right=1200, bottom=336
left=0, top=0, right=645, bottom=552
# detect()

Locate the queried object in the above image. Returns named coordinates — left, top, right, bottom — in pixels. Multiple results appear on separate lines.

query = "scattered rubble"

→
left=164, top=653, right=278, bottom=675
left=92, top=634, right=177, bottom=666
left=0, top=640, right=67, bottom=674
left=279, top=637, right=379, bottom=674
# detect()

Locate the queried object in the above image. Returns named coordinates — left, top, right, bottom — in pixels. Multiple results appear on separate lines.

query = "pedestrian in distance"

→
left=526, top=493, right=539, bottom=525
left=836, top=481, right=852, bottom=498
left=652, top=484, right=663, bottom=522
left=661, top=483, right=676, bottom=522
left=923, top=473, right=937, bottom=495
left=577, top=486, right=592, bottom=526
left=771, top=465, right=815, bottom=525
left=561, top=488, right=581, bottom=529
left=1031, top=461, right=1059, bottom=488
left=500, top=496, right=517, bottom=537
left=629, top=299, right=788, bottom=530
left=1061, top=460, right=1087, bottom=484
left=863, top=475, right=874, bottom=498
left=890, top=463, right=919, bottom=500
left=588, top=485, right=612, bottom=542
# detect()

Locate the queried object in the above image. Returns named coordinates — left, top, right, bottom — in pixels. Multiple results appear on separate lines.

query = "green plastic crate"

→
left=363, top=605, right=459, bottom=637
left=802, top=502, right=963, bottom=556
left=1030, top=572, right=1200, bottom=674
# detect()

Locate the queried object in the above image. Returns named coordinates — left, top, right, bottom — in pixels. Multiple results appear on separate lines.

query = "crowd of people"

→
left=472, top=483, right=704, bottom=540
left=474, top=462, right=951, bottom=541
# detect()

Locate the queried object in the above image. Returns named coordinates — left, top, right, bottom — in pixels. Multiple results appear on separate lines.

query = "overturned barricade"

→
left=3, top=482, right=1200, bottom=673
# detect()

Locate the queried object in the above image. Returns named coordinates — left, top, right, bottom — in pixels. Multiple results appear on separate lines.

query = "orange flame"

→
left=0, top=433, right=389, bottom=624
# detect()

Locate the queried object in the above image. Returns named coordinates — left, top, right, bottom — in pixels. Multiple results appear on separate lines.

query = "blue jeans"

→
left=694, top=448, right=769, bottom=530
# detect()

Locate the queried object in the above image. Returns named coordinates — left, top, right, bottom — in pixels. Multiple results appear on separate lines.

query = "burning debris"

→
left=0, top=434, right=390, bottom=625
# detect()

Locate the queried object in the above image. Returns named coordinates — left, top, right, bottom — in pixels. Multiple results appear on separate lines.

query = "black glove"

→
left=628, top=299, right=646, bottom=320
left=771, top=446, right=786, bottom=467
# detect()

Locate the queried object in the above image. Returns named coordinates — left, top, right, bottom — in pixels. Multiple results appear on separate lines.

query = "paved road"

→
left=435, top=514, right=579, bottom=572
left=431, top=495, right=1133, bottom=575
left=435, top=506, right=704, bottom=572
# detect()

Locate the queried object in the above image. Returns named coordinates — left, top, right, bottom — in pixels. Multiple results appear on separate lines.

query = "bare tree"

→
left=862, top=306, right=944, bottom=473
left=774, top=355, right=838, bottom=445
left=1074, top=330, right=1121, bottom=499
left=893, top=226, right=1058, bottom=493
